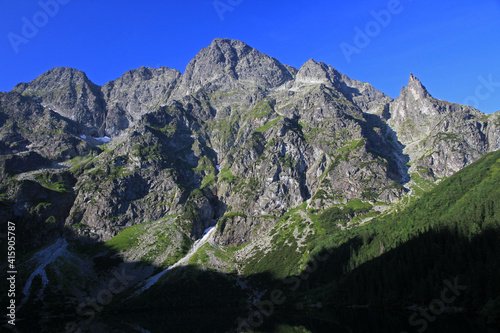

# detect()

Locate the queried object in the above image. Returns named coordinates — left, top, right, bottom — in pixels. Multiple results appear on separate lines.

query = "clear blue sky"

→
left=1, top=0, right=499, bottom=113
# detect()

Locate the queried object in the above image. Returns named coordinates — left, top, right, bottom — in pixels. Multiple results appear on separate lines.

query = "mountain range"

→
left=1, top=38, right=499, bottom=332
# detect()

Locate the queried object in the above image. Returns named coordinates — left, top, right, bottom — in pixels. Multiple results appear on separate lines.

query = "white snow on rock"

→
left=135, top=266, right=171, bottom=295
left=80, top=134, right=87, bottom=140
left=134, top=226, right=216, bottom=296
left=202, top=226, right=215, bottom=236
left=21, top=238, right=68, bottom=304
left=94, top=136, right=111, bottom=143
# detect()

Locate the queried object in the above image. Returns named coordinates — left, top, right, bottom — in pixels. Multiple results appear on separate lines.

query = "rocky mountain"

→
left=12, top=67, right=107, bottom=137
left=2, top=37, right=498, bottom=245
left=387, top=74, right=499, bottom=180
left=172, top=38, right=296, bottom=97
left=1, top=38, right=499, bottom=329
left=102, top=66, right=181, bottom=136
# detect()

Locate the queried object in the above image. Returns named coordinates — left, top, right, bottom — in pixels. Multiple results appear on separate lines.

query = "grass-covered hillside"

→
left=241, top=149, right=500, bottom=324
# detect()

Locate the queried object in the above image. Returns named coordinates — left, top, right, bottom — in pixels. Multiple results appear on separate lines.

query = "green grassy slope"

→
left=288, top=149, right=500, bottom=318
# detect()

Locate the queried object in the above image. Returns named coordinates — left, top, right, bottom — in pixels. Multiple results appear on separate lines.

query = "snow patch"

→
left=94, top=136, right=111, bottom=143
left=216, top=164, right=220, bottom=172
left=21, top=239, right=68, bottom=305
left=136, top=267, right=171, bottom=295
left=80, top=134, right=87, bottom=140
left=133, top=226, right=217, bottom=296
left=202, top=226, right=215, bottom=236
left=171, top=226, right=216, bottom=269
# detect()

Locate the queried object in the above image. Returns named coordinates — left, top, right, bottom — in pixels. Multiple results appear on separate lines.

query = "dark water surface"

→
left=17, top=307, right=499, bottom=333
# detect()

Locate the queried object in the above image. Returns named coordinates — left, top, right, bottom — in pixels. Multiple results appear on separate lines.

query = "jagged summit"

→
left=102, top=66, right=181, bottom=135
left=109, top=66, right=179, bottom=83
left=210, top=37, right=249, bottom=48
left=172, top=38, right=295, bottom=97
left=13, top=67, right=93, bottom=95
left=403, top=73, right=431, bottom=100
left=3, top=39, right=500, bottom=327
left=13, top=66, right=106, bottom=136
left=294, top=59, right=331, bottom=85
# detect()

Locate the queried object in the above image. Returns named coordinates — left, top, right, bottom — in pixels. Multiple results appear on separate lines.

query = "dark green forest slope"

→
left=258, top=149, right=500, bottom=324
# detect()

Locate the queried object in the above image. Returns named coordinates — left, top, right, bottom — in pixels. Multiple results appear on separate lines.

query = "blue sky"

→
left=1, top=0, right=499, bottom=113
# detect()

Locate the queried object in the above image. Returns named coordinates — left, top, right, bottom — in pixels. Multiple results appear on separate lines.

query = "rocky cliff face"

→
left=387, top=74, right=499, bottom=180
left=0, top=91, right=94, bottom=162
left=2, top=38, right=498, bottom=250
left=102, top=66, right=181, bottom=136
left=172, top=38, right=296, bottom=98
left=13, top=67, right=107, bottom=137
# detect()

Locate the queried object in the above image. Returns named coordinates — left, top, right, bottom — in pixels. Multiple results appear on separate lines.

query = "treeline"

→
left=291, top=150, right=500, bottom=322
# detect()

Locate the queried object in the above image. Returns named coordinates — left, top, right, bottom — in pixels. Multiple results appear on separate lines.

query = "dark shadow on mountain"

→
left=144, top=104, right=223, bottom=199
left=0, top=151, right=52, bottom=173
left=102, top=308, right=248, bottom=333
left=12, top=222, right=500, bottom=333
left=12, top=227, right=255, bottom=333
left=281, top=227, right=500, bottom=326
left=240, top=307, right=489, bottom=333
left=110, top=226, right=499, bottom=331
left=213, top=225, right=499, bottom=332
left=0, top=173, right=77, bottom=254
left=360, top=111, right=410, bottom=184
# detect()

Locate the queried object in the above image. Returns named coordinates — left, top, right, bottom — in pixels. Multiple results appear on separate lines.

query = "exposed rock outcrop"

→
left=1, top=39, right=498, bottom=247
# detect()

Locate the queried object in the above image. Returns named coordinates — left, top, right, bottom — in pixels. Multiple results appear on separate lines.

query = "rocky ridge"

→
left=1, top=38, right=498, bottom=250
left=2, top=39, right=499, bottom=323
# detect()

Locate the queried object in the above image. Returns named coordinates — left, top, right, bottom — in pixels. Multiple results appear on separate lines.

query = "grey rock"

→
left=171, top=38, right=295, bottom=99
left=2, top=38, right=498, bottom=248
left=0, top=91, right=94, bottom=160
left=13, top=67, right=107, bottom=136
left=102, top=66, right=181, bottom=136
left=387, top=74, right=496, bottom=179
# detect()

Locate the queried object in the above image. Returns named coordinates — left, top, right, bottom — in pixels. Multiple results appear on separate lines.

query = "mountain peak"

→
left=304, top=58, right=319, bottom=65
left=295, top=58, right=331, bottom=85
left=211, top=37, right=230, bottom=44
left=174, top=38, right=294, bottom=95
left=12, top=66, right=106, bottom=136
left=205, top=38, right=254, bottom=59
left=210, top=38, right=247, bottom=48
left=404, top=73, right=430, bottom=99
left=14, top=67, right=91, bottom=91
